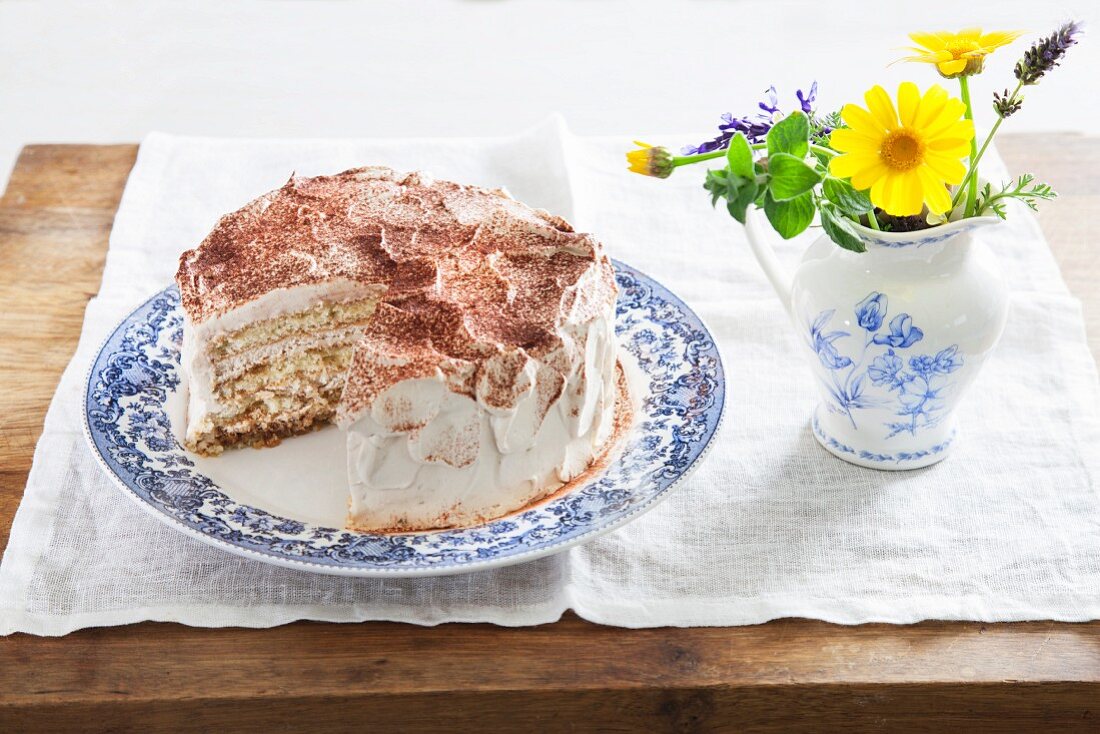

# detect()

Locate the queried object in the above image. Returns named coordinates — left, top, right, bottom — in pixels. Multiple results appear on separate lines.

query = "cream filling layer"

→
left=209, top=299, right=379, bottom=358
left=209, top=325, right=371, bottom=385
left=213, top=344, right=354, bottom=415
left=183, top=279, right=383, bottom=445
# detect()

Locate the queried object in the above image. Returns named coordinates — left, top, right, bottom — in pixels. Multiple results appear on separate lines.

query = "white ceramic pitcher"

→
left=745, top=211, right=1009, bottom=469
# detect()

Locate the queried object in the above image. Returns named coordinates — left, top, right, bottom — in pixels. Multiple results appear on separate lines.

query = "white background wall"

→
left=1, top=0, right=1096, bottom=189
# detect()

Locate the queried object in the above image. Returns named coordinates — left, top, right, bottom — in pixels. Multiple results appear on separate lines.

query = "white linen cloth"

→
left=2, top=120, right=1099, bottom=636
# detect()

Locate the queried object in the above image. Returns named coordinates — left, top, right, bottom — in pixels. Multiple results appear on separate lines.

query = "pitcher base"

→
left=810, top=410, right=955, bottom=471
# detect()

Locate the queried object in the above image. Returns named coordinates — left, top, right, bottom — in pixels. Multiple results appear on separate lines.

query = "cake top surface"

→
left=176, top=166, right=609, bottom=322
left=176, top=166, right=617, bottom=418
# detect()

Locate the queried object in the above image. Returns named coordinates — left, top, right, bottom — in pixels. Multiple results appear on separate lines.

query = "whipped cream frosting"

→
left=175, top=166, right=620, bottom=530
left=338, top=282, right=619, bottom=530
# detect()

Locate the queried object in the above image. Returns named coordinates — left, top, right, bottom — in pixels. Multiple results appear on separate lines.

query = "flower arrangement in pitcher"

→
left=626, top=23, right=1082, bottom=252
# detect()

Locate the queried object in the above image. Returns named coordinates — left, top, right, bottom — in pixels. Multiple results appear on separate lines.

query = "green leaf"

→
left=820, top=204, right=866, bottom=253
left=768, top=152, right=823, bottom=201
left=726, top=178, right=759, bottom=224
left=823, top=177, right=873, bottom=216
left=812, top=149, right=833, bottom=168
left=703, top=168, right=732, bottom=207
left=973, top=173, right=1057, bottom=218
left=767, top=112, right=810, bottom=159
left=702, top=166, right=758, bottom=224
left=763, top=190, right=815, bottom=239
left=725, top=132, right=754, bottom=179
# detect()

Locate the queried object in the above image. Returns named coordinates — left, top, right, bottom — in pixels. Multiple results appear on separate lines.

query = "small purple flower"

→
left=868, top=349, right=905, bottom=388
left=681, top=111, right=772, bottom=155
left=758, top=86, right=781, bottom=116
left=933, top=345, right=963, bottom=374
left=682, top=83, right=823, bottom=155
left=855, top=292, right=888, bottom=332
left=796, top=81, right=819, bottom=114
left=872, top=314, right=924, bottom=349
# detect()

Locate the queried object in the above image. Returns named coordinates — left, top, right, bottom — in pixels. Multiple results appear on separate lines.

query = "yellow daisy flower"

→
left=829, top=83, right=975, bottom=216
left=626, top=141, right=674, bottom=178
left=903, top=28, right=1024, bottom=78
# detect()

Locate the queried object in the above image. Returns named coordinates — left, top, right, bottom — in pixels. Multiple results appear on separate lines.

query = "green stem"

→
left=950, top=117, right=1002, bottom=212
left=980, top=191, right=1013, bottom=212
left=951, top=79, right=1023, bottom=210
left=672, top=143, right=767, bottom=167
left=671, top=150, right=730, bottom=167
left=866, top=211, right=881, bottom=230
left=957, top=76, right=979, bottom=217
left=671, top=142, right=834, bottom=169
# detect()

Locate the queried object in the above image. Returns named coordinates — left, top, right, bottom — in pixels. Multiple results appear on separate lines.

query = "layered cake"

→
left=175, top=167, right=621, bottom=531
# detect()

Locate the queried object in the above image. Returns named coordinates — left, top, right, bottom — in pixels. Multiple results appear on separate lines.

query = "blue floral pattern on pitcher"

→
left=808, top=291, right=963, bottom=438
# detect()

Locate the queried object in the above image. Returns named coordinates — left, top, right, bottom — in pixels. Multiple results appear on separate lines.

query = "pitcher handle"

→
left=744, top=208, right=794, bottom=317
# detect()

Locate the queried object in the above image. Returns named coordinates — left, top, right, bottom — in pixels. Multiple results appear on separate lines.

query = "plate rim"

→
left=81, top=260, right=727, bottom=577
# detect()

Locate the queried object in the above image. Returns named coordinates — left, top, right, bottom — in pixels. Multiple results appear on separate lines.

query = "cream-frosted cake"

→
left=175, top=166, right=620, bottom=531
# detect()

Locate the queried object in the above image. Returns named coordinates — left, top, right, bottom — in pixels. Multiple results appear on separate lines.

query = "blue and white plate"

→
left=82, top=261, right=725, bottom=577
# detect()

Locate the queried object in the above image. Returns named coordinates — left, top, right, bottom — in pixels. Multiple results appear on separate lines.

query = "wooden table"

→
left=1, top=137, right=1098, bottom=732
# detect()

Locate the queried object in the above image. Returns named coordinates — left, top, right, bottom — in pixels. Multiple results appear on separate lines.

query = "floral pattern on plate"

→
left=82, top=260, right=725, bottom=577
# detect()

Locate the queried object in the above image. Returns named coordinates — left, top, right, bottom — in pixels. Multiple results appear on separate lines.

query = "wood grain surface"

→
left=1, top=138, right=1098, bottom=732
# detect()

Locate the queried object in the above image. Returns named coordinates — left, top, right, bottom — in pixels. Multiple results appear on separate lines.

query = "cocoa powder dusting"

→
left=175, top=166, right=618, bottom=419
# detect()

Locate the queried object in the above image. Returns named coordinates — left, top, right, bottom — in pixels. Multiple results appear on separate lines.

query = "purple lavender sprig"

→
left=682, top=83, right=832, bottom=155
left=992, top=89, right=1023, bottom=118
left=990, top=21, right=1082, bottom=120
left=954, top=21, right=1080, bottom=213
left=1015, top=21, right=1082, bottom=85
